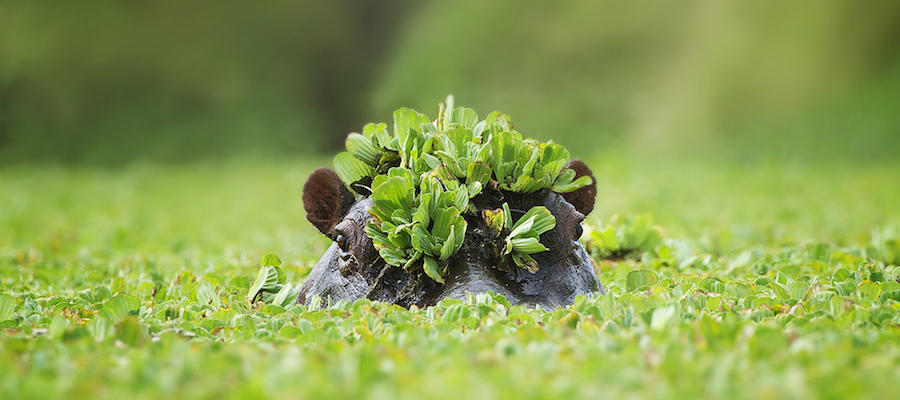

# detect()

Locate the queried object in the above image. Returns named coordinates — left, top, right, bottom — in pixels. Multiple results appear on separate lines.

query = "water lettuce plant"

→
left=247, top=254, right=300, bottom=307
left=586, top=214, right=665, bottom=260
left=333, top=96, right=592, bottom=283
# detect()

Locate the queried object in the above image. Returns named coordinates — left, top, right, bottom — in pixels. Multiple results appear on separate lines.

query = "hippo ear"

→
left=561, top=159, right=597, bottom=216
left=303, top=168, right=356, bottom=235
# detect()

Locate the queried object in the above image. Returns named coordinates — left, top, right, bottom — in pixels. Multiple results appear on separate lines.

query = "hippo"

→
left=296, top=159, right=603, bottom=309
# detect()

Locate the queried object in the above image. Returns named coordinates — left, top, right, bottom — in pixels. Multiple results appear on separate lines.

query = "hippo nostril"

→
left=340, top=250, right=361, bottom=267
left=338, top=251, right=359, bottom=278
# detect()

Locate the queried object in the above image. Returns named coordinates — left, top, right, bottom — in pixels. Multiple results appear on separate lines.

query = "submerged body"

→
left=297, top=161, right=602, bottom=309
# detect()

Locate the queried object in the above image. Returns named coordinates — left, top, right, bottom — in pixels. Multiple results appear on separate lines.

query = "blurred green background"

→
left=2, top=0, right=898, bottom=165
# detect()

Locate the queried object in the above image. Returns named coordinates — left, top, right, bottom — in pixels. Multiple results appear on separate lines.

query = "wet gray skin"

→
left=296, top=160, right=603, bottom=309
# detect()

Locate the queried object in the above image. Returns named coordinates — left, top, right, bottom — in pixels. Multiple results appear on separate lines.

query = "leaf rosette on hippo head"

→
left=333, top=96, right=593, bottom=283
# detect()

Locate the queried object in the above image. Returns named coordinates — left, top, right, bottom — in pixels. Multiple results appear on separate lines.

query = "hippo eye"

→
left=574, top=223, right=584, bottom=239
left=335, top=234, right=349, bottom=252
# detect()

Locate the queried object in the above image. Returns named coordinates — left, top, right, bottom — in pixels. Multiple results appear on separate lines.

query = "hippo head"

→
left=296, top=159, right=603, bottom=309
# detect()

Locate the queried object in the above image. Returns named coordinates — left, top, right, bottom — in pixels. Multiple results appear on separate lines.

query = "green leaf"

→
left=380, top=247, right=409, bottom=267
left=495, top=162, right=517, bottom=188
left=391, top=209, right=412, bottom=225
left=519, top=148, right=540, bottom=178
left=247, top=266, right=279, bottom=303
left=421, top=153, right=441, bottom=170
left=393, top=108, right=430, bottom=167
left=467, top=161, right=492, bottom=187
left=413, top=194, right=432, bottom=226
left=435, top=150, right=465, bottom=178
left=832, top=268, right=850, bottom=282
left=366, top=221, right=392, bottom=249
left=511, top=252, right=539, bottom=273
left=196, top=280, right=222, bottom=309
left=346, top=132, right=384, bottom=166
left=513, top=176, right=546, bottom=194
left=440, top=225, right=458, bottom=260
left=363, top=122, right=394, bottom=150
left=441, top=95, right=454, bottom=129
left=387, top=223, right=413, bottom=249
left=589, top=227, right=619, bottom=254
left=453, top=107, right=478, bottom=129
left=486, top=112, right=513, bottom=135
left=101, top=294, right=141, bottom=322
left=274, top=266, right=287, bottom=285
left=0, top=294, right=16, bottom=321
left=701, top=278, right=725, bottom=294
left=509, top=216, right=536, bottom=238
left=278, top=325, right=303, bottom=339
left=790, top=281, right=811, bottom=300
left=411, top=223, right=435, bottom=255
left=452, top=217, right=466, bottom=253
left=444, top=127, right=474, bottom=157
left=879, top=290, right=900, bottom=303
left=429, top=165, right=458, bottom=184
left=472, top=120, right=487, bottom=137
left=553, top=168, right=576, bottom=187
left=858, top=280, right=882, bottom=300
left=261, top=253, right=282, bottom=267
left=423, top=256, right=445, bottom=284
left=452, top=187, right=468, bottom=210
left=432, top=206, right=462, bottom=241
left=497, top=203, right=510, bottom=231
left=272, top=282, right=296, bottom=308
left=467, top=181, right=483, bottom=198
left=333, top=152, right=374, bottom=186
left=553, top=175, right=592, bottom=193
left=597, top=214, right=664, bottom=256
left=509, top=237, right=548, bottom=254
left=541, top=143, right=569, bottom=169
left=517, top=207, right=556, bottom=236
left=402, top=250, right=423, bottom=270
left=625, top=269, right=659, bottom=291
left=370, top=176, right=414, bottom=223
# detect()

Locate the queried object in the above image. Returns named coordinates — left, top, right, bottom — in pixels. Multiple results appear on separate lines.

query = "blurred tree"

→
left=1, top=1, right=898, bottom=164
left=0, top=0, right=415, bottom=164
left=370, top=1, right=900, bottom=159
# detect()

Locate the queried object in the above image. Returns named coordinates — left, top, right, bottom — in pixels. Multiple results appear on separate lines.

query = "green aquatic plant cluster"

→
left=3, top=157, right=900, bottom=399
left=587, top=214, right=665, bottom=260
left=246, top=254, right=300, bottom=307
left=333, top=96, right=592, bottom=283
